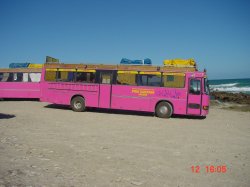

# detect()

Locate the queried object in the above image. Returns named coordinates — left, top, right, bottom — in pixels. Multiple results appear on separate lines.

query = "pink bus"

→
left=40, top=63, right=209, bottom=118
left=0, top=68, right=42, bottom=99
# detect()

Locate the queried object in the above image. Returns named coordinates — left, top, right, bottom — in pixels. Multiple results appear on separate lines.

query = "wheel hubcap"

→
left=159, top=106, right=168, bottom=114
left=74, top=101, right=82, bottom=109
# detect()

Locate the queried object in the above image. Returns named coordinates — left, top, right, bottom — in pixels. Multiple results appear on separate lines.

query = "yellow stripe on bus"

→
left=117, top=71, right=138, bottom=74
left=46, top=68, right=57, bottom=71
left=139, top=71, right=161, bottom=75
left=77, top=69, right=96, bottom=72
left=58, top=69, right=76, bottom=72
left=162, top=73, right=185, bottom=76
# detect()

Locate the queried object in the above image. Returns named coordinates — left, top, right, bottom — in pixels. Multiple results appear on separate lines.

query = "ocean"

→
left=209, top=78, right=250, bottom=94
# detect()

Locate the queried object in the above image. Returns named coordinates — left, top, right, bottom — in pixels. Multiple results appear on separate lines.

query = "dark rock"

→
left=210, top=91, right=250, bottom=105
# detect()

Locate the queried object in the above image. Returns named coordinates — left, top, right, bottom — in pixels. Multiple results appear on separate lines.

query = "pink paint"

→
left=0, top=82, right=40, bottom=99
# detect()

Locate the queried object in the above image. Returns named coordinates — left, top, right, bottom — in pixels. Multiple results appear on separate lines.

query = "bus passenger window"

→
left=189, top=79, right=201, bottom=95
left=57, top=71, right=68, bottom=82
left=23, top=73, right=29, bottom=82
left=148, top=75, right=161, bottom=86
left=67, top=72, right=75, bottom=82
left=29, top=73, right=41, bottom=82
left=89, top=73, right=95, bottom=83
left=45, top=70, right=56, bottom=81
left=0, top=73, right=3, bottom=81
left=55, top=70, right=75, bottom=82
left=163, top=74, right=185, bottom=88
left=13, top=73, right=23, bottom=82
left=116, top=73, right=136, bottom=85
left=7, top=73, right=14, bottom=82
left=1, top=73, right=10, bottom=82
left=167, top=75, right=174, bottom=81
left=76, top=72, right=95, bottom=83
left=137, top=74, right=161, bottom=87
left=101, top=73, right=111, bottom=84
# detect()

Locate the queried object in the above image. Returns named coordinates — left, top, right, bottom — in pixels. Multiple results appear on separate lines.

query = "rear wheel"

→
left=155, top=101, right=173, bottom=118
left=71, top=96, right=85, bottom=112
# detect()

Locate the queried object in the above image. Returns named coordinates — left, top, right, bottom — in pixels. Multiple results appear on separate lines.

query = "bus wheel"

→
left=155, top=102, right=173, bottom=118
left=71, top=96, right=85, bottom=112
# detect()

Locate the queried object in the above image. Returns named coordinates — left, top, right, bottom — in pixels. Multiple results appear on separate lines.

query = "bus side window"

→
left=101, top=73, right=111, bottom=84
left=116, top=73, right=136, bottom=85
left=76, top=72, right=95, bottom=83
left=0, top=73, right=3, bottom=81
left=45, top=70, right=56, bottom=81
left=1, top=73, right=10, bottom=82
left=7, top=73, right=14, bottom=82
left=23, top=73, right=29, bottom=82
left=163, top=74, right=185, bottom=88
left=57, top=71, right=68, bottom=82
left=189, top=79, right=201, bottom=95
left=137, top=74, right=161, bottom=87
left=148, top=75, right=161, bottom=86
left=67, top=72, right=75, bottom=82
left=29, top=73, right=41, bottom=82
left=13, top=73, right=23, bottom=82
left=89, top=73, right=95, bottom=83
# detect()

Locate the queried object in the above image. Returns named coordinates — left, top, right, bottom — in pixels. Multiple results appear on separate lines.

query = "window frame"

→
left=136, top=73, right=162, bottom=87
left=189, top=78, right=201, bottom=95
left=116, top=71, right=138, bottom=86
left=162, top=73, right=186, bottom=88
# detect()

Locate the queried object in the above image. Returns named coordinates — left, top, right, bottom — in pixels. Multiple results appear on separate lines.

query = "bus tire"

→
left=155, top=101, right=173, bottom=118
left=71, top=96, right=86, bottom=112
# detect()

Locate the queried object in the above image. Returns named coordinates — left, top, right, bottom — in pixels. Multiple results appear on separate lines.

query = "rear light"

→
left=203, top=106, right=209, bottom=110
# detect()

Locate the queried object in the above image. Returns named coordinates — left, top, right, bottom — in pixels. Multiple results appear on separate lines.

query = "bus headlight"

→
left=203, top=106, right=209, bottom=110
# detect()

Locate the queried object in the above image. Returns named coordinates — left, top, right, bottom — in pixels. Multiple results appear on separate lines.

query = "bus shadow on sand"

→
left=45, top=104, right=153, bottom=116
left=172, top=114, right=206, bottom=120
left=44, top=104, right=153, bottom=117
left=44, top=104, right=72, bottom=111
left=44, top=104, right=206, bottom=119
left=88, top=108, right=153, bottom=117
left=1, top=98, right=40, bottom=102
left=0, top=113, right=16, bottom=119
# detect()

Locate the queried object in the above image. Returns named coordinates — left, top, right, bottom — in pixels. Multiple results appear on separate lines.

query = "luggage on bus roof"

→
left=46, top=56, right=60, bottom=63
left=9, top=63, right=30, bottom=68
left=28, top=64, right=43, bottom=68
left=120, top=58, right=152, bottom=65
left=163, top=59, right=196, bottom=67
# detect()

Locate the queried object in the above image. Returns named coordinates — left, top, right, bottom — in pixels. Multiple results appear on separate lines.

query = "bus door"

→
left=98, top=70, right=114, bottom=108
left=187, top=78, right=202, bottom=115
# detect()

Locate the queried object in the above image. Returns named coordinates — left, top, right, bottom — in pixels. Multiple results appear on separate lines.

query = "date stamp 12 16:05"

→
left=191, top=165, right=227, bottom=173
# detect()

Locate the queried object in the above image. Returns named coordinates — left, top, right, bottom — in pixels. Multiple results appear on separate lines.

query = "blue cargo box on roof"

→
left=9, top=63, right=30, bottom=68
left=120, top=58, right=152, bottom=65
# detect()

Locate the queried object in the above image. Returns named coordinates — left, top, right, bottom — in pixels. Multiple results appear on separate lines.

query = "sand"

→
left=0, top=100, right=249, bottom=187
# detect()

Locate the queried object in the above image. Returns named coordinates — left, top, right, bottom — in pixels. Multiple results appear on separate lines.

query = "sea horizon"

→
left=208, top=78, right=250, bottom=94
left=209, top=77, right=250, bottom=81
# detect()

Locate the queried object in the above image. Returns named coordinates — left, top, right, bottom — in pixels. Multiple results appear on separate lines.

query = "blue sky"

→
left=0, top=0, right=249, bottom=79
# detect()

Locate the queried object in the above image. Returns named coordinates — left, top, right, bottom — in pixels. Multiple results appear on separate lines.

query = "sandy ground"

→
left=0, top=100, right=249, bottom=187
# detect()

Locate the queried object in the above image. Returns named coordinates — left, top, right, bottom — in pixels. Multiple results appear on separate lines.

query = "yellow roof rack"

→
left=163, top=59, right=196, bottom=67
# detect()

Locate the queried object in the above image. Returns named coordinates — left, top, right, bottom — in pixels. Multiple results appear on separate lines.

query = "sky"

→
left=0, top=0, right=249, bottom=79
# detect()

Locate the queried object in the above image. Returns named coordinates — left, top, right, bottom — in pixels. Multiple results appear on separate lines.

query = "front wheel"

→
left=71, top=96, right=86, bottom=112
left=155, top=101, right=173, bottom=118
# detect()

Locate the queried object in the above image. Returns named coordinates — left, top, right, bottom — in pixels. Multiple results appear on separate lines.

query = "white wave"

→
left=210, top=83, right=238, bottom=88
left=211, top=86, right=250, bottom=93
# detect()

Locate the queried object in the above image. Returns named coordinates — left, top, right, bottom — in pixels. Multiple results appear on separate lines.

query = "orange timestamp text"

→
left=191, top=165, right=227, bottom=173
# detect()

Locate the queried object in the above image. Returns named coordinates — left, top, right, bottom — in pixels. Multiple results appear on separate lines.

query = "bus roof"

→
left=44, top=63, right=197, bottom=73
